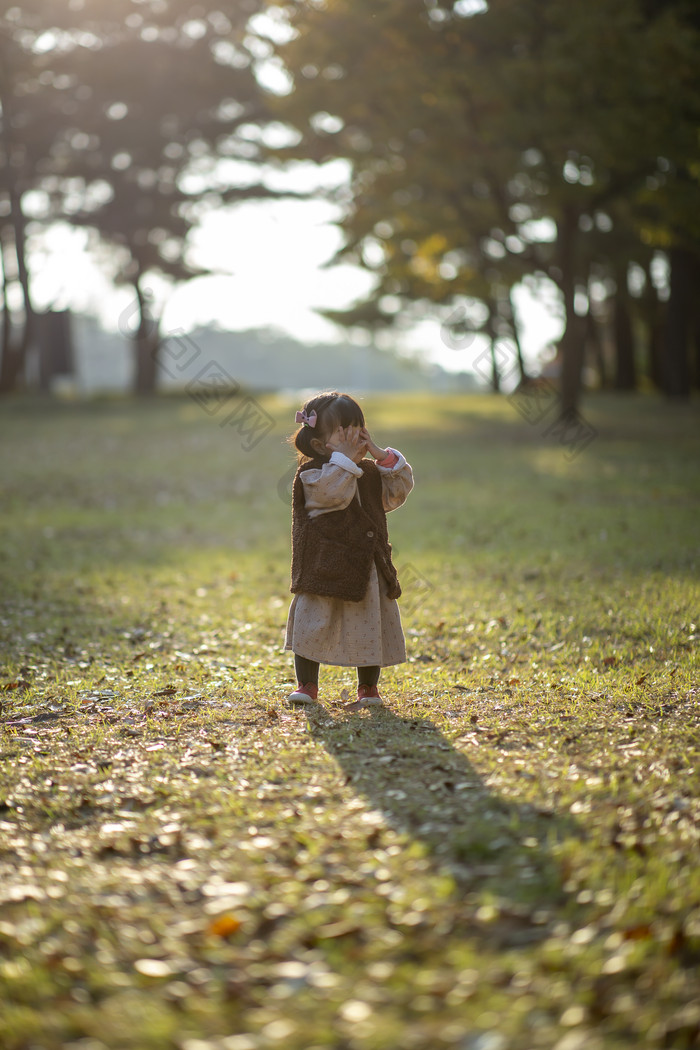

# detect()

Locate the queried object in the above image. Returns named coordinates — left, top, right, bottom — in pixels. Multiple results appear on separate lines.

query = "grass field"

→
left=0, top=389, right=699, bottom=1050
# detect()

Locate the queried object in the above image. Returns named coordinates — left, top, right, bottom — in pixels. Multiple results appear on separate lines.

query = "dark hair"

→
left=290, top=391, right=365, bottom=463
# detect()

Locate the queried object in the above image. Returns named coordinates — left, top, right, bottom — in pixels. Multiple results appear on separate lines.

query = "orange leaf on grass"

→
left=622, top=924, right=653, bottom=941
left=208, top=914, right=242, bottom=938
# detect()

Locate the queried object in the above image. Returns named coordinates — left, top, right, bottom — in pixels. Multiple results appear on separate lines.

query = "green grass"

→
left=0, top=389, right=698, bottom=1050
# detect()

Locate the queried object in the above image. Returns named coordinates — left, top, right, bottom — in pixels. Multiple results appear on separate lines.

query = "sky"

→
left=27, top=161, right=564, bottom=381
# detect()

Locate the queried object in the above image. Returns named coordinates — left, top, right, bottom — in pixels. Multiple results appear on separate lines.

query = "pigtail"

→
left=292, top=421, right=318, bottom=463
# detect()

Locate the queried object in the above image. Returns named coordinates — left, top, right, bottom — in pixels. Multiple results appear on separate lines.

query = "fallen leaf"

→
left=622, top=924, right=653, bottom=941
left=208, top=914, right=242, bottom=938
left=316, top=919, right=363, bottom=940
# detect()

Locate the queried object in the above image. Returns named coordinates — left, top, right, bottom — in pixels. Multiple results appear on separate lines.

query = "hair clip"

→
left=295, top=409, right=317, bottom=428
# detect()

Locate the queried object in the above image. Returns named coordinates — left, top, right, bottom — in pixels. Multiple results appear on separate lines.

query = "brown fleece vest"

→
left=290, top=458, right=401, bottom=602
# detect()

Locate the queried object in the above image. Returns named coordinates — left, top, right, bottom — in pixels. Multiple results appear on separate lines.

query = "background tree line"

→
left=1, top=0, right=699, bottom=409
left=0, top=0, right=277, bottom=395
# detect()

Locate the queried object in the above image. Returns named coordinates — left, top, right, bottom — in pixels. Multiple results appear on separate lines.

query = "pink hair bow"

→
left=295, top=409, right=317, bottom=428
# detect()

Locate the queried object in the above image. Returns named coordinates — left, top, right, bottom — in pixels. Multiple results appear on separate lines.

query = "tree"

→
left=633, top=158, right=700, bottom=399
left=270, top=0, right=700, bottom=412
left=0, top=21, right=71, bottom=392
left=269, top=0, right=534, bottom=389
left=0, top=1, right=284, bottom=394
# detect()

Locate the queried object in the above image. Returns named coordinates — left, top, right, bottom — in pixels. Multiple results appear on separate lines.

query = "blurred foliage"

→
left=2, top=1, right=700, bottom=402
left=0, top=1, right=286, bottom=393
left=268, top=0, right=700, bottom=406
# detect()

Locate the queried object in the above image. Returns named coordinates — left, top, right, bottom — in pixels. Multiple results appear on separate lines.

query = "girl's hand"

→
left=360, top=427, right=388, bottom=461
left=326, top=424, right=367, bottom=463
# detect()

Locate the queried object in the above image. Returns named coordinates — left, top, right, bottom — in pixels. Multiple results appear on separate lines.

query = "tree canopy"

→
left=269, top=0, right=700, bottom=407
left=0, top=0, right=280, bottom=393
left=1, top=0, right=699, bottom=400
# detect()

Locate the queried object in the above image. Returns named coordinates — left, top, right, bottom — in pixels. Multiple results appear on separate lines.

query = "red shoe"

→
left=356, top=684, right=382, bottom=705
left=287, top=682, right=318, bottom=706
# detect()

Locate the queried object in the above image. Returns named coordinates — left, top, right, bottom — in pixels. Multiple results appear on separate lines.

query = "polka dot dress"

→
left=284, top=448, right=413, bottom=667
left=285, top=561, right=406, bottom=667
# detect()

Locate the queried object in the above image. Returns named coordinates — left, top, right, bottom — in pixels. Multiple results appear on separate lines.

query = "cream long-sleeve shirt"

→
left=299, top=448, right=414, bottom=518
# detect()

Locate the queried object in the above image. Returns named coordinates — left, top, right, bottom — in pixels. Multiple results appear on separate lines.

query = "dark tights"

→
left=294, top=654, right=380, bottom=689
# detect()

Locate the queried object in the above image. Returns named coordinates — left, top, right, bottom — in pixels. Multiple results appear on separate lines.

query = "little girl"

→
left=284, top=391, right=414, bottom=709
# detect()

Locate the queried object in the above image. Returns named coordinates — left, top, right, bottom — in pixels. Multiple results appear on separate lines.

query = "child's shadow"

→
left=302, top=700, right=582, bottom=946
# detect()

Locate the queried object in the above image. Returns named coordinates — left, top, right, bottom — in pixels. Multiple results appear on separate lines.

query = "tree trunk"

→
left=692, top=255, right=700, bottom=390
left=586, top=299, right=607, bottom=389
left=613, top=263, right=636, bottom=391
left=649, top=314, right=665, bottom=391
left=131, top=280, right=160, bottom=396
left=0, top=73, right=34, bottom=395
left=0, top=186, right=34, bottom=394
left=0, top=325, right=23, bottom=393
left=0, top=233, right=11, bottom=383
left=557, top=206, right=585, bottom=416
left=505, top=288, right=529, bottom=383
left=664, top=246, right=692, bottom=399
left=641, top=260, right=664, bottom=391
left=484, top=303, right=500, bottom=392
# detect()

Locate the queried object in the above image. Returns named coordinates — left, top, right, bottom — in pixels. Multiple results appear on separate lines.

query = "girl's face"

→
left=310, top=419, right=367, bottom=462
left=304, top=396, right=366, bottom=460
